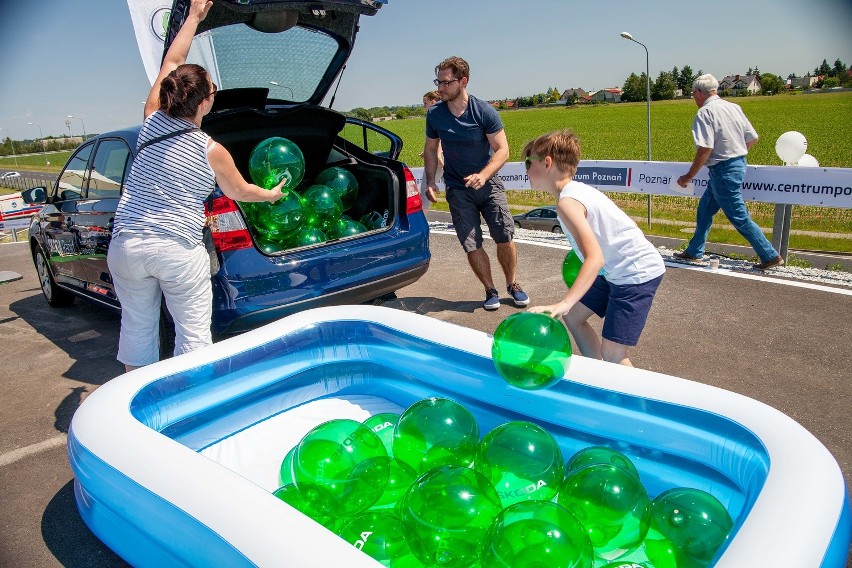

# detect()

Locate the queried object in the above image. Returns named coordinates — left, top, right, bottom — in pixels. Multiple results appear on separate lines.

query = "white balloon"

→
left=796, top=154, right=819, bottom=167
left=775, top=131, right=808, bottom=164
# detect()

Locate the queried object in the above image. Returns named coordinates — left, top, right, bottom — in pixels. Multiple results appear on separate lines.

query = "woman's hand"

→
left=265, top=177, right=286, bottom=202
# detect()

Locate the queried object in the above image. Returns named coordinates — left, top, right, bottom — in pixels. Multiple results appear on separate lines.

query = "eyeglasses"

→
left=208, top=83, right=218, bottom=98
left=433, top=78, right=459, bottom=87
left=524, top=155, right=541, bottom=171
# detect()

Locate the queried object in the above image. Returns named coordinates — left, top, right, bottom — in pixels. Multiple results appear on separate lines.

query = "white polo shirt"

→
left=692, top=95, right=758, bottom=166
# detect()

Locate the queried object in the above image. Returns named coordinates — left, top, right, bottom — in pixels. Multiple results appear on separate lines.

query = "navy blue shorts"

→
left=579, top=274, right=664, bottom=346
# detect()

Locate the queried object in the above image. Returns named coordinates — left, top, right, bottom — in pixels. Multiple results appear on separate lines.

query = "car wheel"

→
left=551, top=226, right=563, bottom=234
left=514, top=221, right=521, bottom=229
left=34, top=247, right=75, bottom=307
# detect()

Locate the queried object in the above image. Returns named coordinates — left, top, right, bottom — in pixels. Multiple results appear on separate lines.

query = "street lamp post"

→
left=28, top=121, right=49, bottom=166
left=67, top=115, right=87, bottom=141
left=0, top=127, right=19, bottom=168
left=620, top=31, right=652, bottom=230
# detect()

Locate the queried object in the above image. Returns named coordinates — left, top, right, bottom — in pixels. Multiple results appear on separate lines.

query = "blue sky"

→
left=1, top=0, right=850, bottom=139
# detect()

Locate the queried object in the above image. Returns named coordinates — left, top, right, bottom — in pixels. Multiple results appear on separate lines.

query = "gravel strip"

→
left=429, top=222, right=852, bottom=289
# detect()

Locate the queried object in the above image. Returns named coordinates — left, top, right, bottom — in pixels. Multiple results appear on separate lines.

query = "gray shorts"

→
left=446, top=182, right=514, bottom=253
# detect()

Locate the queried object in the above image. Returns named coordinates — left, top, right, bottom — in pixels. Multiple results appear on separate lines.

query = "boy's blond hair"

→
left=521, top=129, right=581, bottom=178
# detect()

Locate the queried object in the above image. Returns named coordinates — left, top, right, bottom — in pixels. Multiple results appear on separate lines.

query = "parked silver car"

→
left=512, top=206, right=562, bottom=233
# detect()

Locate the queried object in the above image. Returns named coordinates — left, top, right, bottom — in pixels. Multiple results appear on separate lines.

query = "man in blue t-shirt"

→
left=423, top=56, right=529, bottom=311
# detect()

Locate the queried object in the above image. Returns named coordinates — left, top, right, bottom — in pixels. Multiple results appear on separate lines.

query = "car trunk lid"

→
left=163, top=0, right=386, bottom=106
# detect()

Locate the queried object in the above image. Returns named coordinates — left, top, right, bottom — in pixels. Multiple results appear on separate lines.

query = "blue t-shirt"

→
left=425, top=95, right=504, bottom=189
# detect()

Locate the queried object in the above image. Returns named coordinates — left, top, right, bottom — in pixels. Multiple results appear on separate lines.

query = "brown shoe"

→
left=673, top=251, right=701, bottom=261
left=753, top=256, right=785, bottom=270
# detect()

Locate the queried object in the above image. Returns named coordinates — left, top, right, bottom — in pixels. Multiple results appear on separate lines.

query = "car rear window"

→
left=187, top=24, right=340, bottom=103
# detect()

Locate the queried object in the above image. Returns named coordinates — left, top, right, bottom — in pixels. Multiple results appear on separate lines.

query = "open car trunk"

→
left=203, top=104, right=398, bottom=253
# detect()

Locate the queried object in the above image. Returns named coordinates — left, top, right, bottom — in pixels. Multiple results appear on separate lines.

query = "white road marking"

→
left=431, top=228, right=852, bottom=296
left=0, top=434, right=67, bottom=467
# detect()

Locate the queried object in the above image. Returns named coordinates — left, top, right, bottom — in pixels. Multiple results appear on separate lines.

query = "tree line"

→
left=621, top=58, right=850, bottom=102
left=1, top=135, right=87, bottom=158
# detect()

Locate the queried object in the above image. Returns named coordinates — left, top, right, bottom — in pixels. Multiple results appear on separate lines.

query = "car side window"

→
left=528, top=209, right=542, bottom=218
left=88, top=139, right=131, bottom=198
left=56, top=143, right=94, bottom=201
left=543, top=209, right=557, bottom=219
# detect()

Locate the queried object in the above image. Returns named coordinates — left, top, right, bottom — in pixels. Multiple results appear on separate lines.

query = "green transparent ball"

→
left=372, top=457, right=419, bottom=509
left=492, top=312, right=572, bottom=390
left=268, top=189, right=304, bottom=234
left=291, top=225, right=327, bottom=247
left=247, top=201, right=291, bottom=242
left=392, top=397, right=479, bottom=475
left=650, top=488, right=733, bottom=565
left=302, top=184, right=343, bottom=228
left=292, top=419, right=390, bottom=517
left=400, top=465, right=503, bottom=568
left=257, top=239, right=285, bottom=254
left=248, top=136, right=305, bottom=190
left=642, top=532, right=679, bottom=568
left=565, top=446, right=640, bottom=479
left=557, top=464, right=651, bottom=556
left=364, top=413, right=400, bottom=457
left=360, top=210, right=386, bottom=230
left=315, top=166, right=359, bottom=211
left=563, top=249, right=583, bottom=288
left=272, top=483, right=338, bottom=532
left=481, top=500, right=594, bottom=568
left=278, top=445, right=297, bottom=486
left=476, top=421, right=564, bottom=508
left=327, top=217, right=368, bottom=239
left=337, top=510, right=422, bottom=567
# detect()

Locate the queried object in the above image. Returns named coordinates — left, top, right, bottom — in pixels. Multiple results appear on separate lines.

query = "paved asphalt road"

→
left=1, top=225, right=851, bottom=567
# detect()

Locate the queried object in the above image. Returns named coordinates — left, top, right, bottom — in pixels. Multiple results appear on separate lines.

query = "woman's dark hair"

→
left=159, top=63, right=211, bottom=119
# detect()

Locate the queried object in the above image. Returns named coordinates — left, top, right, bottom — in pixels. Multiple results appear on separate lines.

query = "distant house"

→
left=789, top=74, right=819, bottom=89
left=560, top=88, right=588, bottom=103
left=489, top=99, right=517, bottom=109
left=590, top=88, right=622, bottom=103
left=718, top=74, right=761, bottom=95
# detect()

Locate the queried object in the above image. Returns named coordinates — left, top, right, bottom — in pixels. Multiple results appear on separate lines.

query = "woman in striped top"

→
left=108, top=0, right=286, bottom=371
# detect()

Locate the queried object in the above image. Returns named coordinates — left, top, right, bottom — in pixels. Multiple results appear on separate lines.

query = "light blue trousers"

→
left=684, top=156, right=779, bottom=262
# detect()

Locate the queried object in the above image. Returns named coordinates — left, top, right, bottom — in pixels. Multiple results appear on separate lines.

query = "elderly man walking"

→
left=676, top=74, right=783, bottom=270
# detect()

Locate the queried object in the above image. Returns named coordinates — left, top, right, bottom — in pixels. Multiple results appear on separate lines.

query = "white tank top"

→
left=558, top=180, right=665, bottom=285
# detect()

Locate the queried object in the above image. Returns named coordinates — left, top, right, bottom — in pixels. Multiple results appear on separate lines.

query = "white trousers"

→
left=107, top=233, right=212, bottom=367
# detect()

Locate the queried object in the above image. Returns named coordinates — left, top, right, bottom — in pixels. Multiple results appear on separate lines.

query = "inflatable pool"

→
left=68, top=305, right=851, bottom=567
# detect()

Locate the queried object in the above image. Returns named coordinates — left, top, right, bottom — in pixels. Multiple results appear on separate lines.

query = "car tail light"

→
left=404, top=166, right=423, bottom=215
left=205, top=195, right=254, bottom=252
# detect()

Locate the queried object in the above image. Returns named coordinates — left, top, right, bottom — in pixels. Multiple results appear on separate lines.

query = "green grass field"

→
left=3, top=92, right=850, bottom=252
left=383, top=92, right=852, bottom=168
left=381, top=92, right=852, bottom=253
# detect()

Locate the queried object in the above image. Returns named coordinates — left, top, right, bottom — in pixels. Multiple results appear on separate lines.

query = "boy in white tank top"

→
left=523, top=129, right=665, bottom=367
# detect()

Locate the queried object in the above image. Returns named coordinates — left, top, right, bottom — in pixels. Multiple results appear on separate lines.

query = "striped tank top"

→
left=113, top=111, right=215, bottom=245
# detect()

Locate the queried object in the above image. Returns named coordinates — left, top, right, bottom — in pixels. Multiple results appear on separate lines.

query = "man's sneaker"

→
left=753, top=255, right=785, bottom=270
left=507, top=282, right=530, bottom=307
left=484, top=288, right=501, bottom=310
left=673, top=251, right=702, bottom=261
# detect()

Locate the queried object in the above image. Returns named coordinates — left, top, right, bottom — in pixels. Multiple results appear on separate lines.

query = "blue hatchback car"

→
left=22, top=0, right=429, bottom=348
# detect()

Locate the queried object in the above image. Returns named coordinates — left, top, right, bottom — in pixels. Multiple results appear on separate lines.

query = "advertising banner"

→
left=410, top=161, right=852, bottom=209
left=126, top=0, right=172, bottom=85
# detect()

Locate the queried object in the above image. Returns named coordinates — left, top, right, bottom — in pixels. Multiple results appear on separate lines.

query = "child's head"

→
left=423, top=90, right=441, bottom=109
left=521, top=129, right=581, bottom=178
